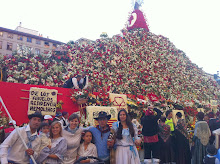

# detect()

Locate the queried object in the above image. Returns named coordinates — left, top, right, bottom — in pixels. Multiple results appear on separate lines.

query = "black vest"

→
left=204, top=155, right=216, bottom=164
left=79, top=76, right=87, bottom=89
left=63, top=77, right=81, bottom=88
left=63, top=78, right=73, bottom=88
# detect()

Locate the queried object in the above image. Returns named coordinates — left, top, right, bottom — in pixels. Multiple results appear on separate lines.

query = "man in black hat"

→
left=89, top=111, right=114, bottom=164
left=0, top=112, right=43, bottom=164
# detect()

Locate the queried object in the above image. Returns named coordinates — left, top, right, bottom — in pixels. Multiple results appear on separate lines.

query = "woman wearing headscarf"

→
left=158, top=116, right=173, bottom=164
left=175, top=112, right=191, bottom=164
left=192, top=112, right=211, bottom=164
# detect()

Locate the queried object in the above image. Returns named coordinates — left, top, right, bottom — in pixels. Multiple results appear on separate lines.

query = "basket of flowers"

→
left=70, top=89, right=88, bottom=105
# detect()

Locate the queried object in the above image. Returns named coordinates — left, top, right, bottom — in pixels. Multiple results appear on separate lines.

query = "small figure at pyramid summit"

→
left=127, top=0, right=149, bottom=31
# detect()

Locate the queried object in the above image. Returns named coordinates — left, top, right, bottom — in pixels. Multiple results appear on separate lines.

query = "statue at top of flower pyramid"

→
left=127, top=0, right=149, bottom=31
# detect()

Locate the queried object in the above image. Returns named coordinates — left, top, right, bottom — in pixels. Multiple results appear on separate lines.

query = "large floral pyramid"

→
left=1, top=28, right=219, bottom=109
left=0, top=0, right=220, bottom=117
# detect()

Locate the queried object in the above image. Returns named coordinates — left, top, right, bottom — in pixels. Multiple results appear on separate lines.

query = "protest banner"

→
left=28, top=87, right=58, bottom=115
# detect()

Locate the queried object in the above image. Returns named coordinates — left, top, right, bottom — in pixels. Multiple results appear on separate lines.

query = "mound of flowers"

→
left=0, top=28, right=219, bottom=118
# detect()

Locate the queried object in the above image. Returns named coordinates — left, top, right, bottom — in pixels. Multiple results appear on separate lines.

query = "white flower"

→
left=76, top=91, right=84, bottom=96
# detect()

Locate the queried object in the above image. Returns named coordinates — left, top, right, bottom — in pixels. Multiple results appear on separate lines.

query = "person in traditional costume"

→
left=128, top=0, right=149, bottom=31
left=112, top=109, right=141, bottom=164
left=62, top=114, right=84, bottom=164
left=0, top=111, right=43, bottom=164
left=53, top=112, right=63, bottom=122
left=192, top=112, right=211, bottom=164
left=141, top=107, right=162, bottom=164
left=158, top=116, right=173, bottom=164
left=77, top=130, right=98, bottom=163
left=60, top=111, right=69, bottom=129
left=38, top=122, right=51, bottom=152
left=79, top=72, right=89, bottom=90
left=37, top=121, right=67, bottom=164
left=63, top=75, right=85, bottom=90
left=175, top=112, right=191, bottom=164
left=90, top=111, right=114, bottom=164
left=208, top=112, right=220, bottom=144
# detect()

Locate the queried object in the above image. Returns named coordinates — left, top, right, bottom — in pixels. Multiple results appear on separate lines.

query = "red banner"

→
left=0, top=82, right=79, bottom=125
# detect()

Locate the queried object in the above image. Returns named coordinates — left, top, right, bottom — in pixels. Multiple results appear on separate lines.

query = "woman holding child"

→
left=112, top=109, right=142, bottom=164
left=62, top=114, right=84, bottom=164
left=37, top=121, right=67, bottom=164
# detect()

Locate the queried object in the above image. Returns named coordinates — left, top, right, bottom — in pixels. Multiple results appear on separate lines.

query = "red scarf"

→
left=96, top=125, right=110, bottom=138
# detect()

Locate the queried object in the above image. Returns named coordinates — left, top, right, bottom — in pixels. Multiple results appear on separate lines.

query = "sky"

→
left=1, top=0, right=220, bottom=74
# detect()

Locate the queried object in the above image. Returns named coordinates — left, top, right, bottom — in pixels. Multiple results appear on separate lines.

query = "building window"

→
left=36, top=40, right=41, bottom=45
left=44, top=41, right=49, bottom=48
left=0, top=41, right=2, bottom=49
left=35, top=48, right=40, bottom=55
left=52, top=43, right=57, bottom=49
left=27, top=37, right=32, bottom=43
left=17, top=35, right=23, bottom=41
left=7, top=42, right=13, bottom=51
left=7, top=33, right=13, bottom=39
left=0, top=32, right=3, bottom=37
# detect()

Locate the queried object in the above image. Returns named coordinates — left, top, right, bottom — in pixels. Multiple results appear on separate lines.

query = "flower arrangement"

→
left=70, top=89, right=89, bottom=105
left=56, top=100, right=64, bottom=111
left=184, top=107, right=198, bottom=117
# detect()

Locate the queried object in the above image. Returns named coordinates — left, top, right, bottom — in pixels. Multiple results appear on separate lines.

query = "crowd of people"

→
left=1, top=108, right=220, bottom=164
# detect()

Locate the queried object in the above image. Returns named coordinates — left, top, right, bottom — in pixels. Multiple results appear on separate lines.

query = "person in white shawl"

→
left=192, top=112, right=211, bottom=164
left=62, top=114, right=84, bottom=164
left=77, top=130, right=98, bottom=163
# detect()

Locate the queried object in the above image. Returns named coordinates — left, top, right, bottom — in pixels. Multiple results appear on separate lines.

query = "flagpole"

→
left=0, top=96, right=37, bottom=164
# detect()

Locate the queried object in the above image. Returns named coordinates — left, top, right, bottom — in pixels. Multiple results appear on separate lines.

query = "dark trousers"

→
left=144, top=142, right=160, bottom=159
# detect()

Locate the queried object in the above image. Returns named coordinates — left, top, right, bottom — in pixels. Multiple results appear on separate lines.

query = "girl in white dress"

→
left=112, top=109, right=142, bottom=164
left=77, top=130, right=98, bottom=163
